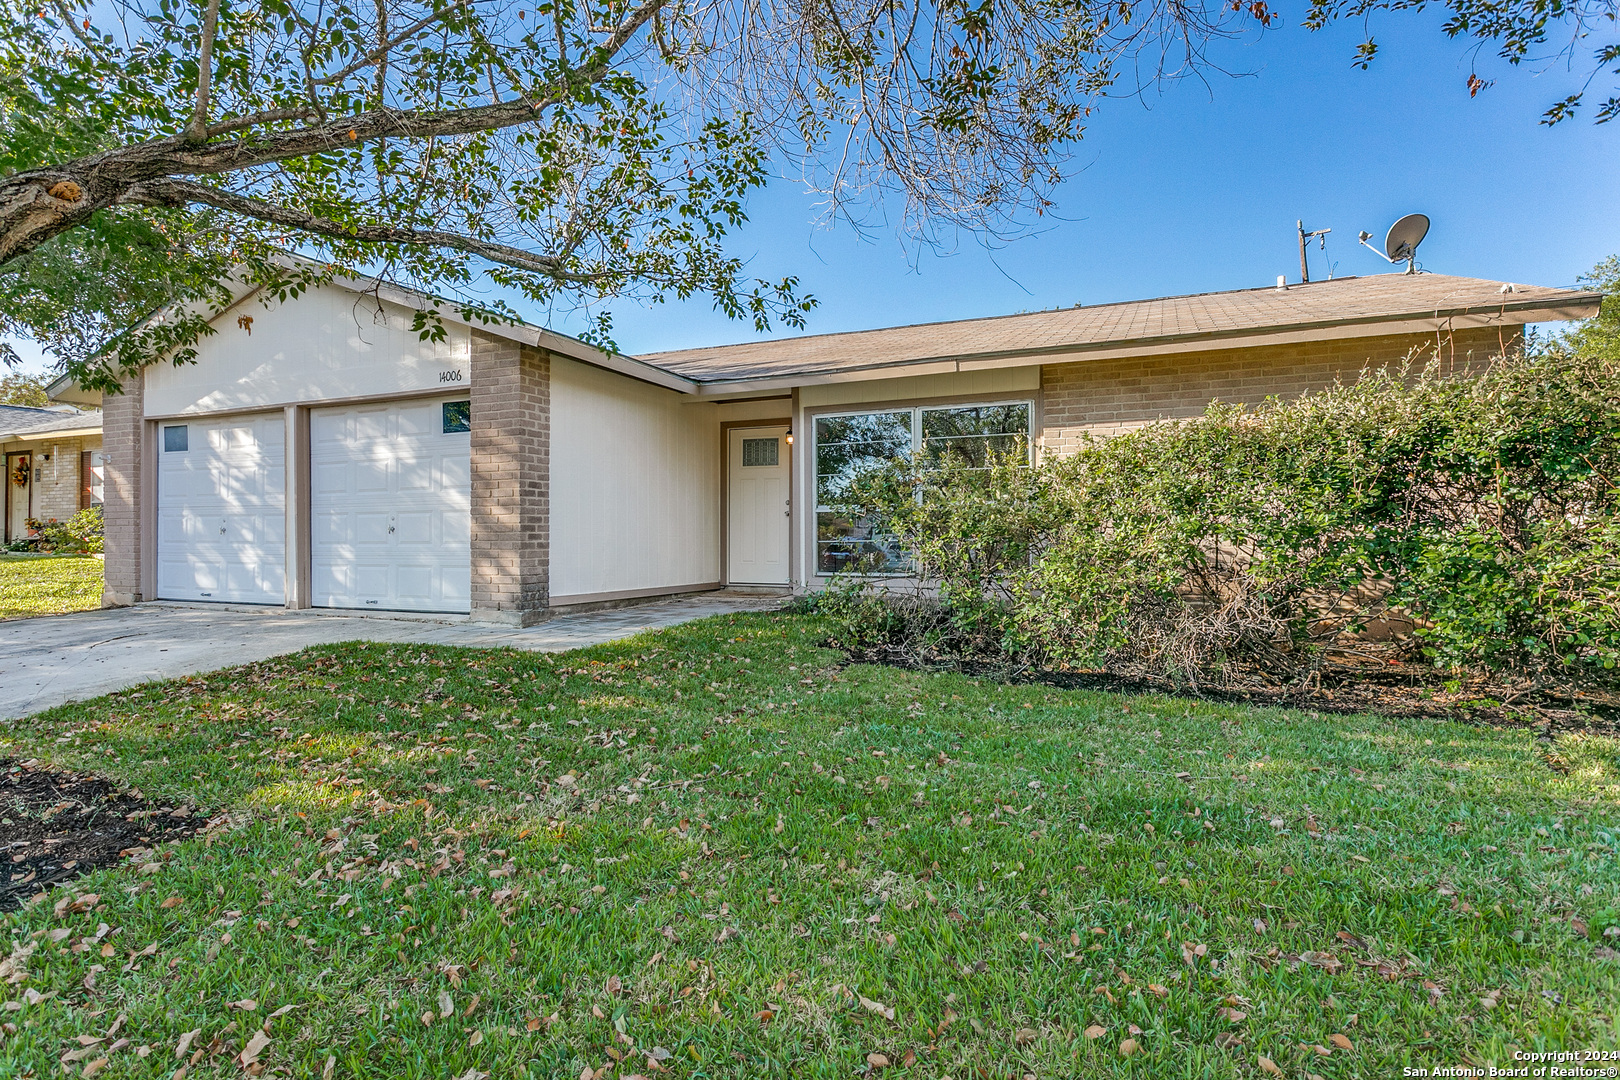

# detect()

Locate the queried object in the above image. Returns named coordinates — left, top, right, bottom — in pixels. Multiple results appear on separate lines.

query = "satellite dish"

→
left=1385, top=214, right=1430, bottom=272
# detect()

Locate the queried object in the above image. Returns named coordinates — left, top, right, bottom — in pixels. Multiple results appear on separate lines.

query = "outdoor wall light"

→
left=785, top=429, right=793, bottom=446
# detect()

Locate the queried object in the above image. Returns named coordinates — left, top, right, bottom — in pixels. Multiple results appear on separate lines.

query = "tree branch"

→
left=188, top=0, right=223, bottom=143
left=119, top=176, right=604, bottom=282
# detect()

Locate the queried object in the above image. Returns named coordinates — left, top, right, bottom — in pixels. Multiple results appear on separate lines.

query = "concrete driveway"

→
left=0, top=593, right=784, bottom=721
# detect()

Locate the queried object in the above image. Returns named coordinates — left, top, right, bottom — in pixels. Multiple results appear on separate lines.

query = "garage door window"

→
left=442, top=401, right=471, bottom=433
left=163, top=425, right=189, bottom=452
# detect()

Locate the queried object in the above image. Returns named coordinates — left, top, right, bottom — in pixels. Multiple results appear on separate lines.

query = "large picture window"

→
left=814, top=401, right=1031, bottom=574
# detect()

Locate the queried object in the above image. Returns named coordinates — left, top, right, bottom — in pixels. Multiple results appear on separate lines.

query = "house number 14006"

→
left=438, top=369, right=464, bottom=383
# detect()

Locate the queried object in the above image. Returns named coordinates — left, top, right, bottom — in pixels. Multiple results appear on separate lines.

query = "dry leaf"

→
left=1083, top=1024, right=1106, bottom=1039
left=323, top=1055, right=336, bottom=1080
left=606, top=974, right=624, bottom=996
left=1119, top=1038, right=1139, bottom=1057
left=1258, top=1056, right=1284, bottom=1077
left=439, top=991, right=454, bottom=1018
left=857, top=995, right=895, bottom=1021
left=228, top=999, right=258, bottom=1011
left=1329, top=1033, right=1353, bottom=1050
left=239, top=1030, right=271, bottom=1066
left=1219, top=1007, right=1247, bottom=1022
left=468, top=1030, right=484, bottom=1047
left=81, top=1058, right=109, bottom=1078
left=1147, top=984, right=1169, bottom=999
left=1014, top=1028, right=1038, bottom=1046
left=174, top=1029, right=201, bottom=1060
left=160, top=896, right=183, bottom=909
left=866, top=1052, right=890, bottom=1068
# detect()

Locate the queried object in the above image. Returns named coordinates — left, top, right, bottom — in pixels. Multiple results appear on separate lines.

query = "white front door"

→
left=310, top=397, right=471, bottom=613
left=156, top=415, right=287, bottom=603
left=727, top=425, right=790, bottom=585
left=6, top=453, right=31, bottom=542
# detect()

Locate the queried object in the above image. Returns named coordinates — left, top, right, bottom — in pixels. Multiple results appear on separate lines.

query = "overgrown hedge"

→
left=820, top=350, right=1620, bottom=693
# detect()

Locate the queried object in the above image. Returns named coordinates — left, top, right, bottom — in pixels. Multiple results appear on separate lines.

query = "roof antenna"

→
left=1358, top=214, right=1430, bottom=275
left=1297, top=221, right=1331, bottom=283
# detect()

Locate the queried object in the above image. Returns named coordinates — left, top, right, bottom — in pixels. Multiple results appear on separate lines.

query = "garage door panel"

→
left=440, top=454, right=470, bottom=491
left=399, top=458, right=433, bottom=491
left=396, top=566, right=434, bottom=602
left=157, top=414, right=286, bottom=604
left=310, top=397, right=470, bottom=613
left=313, top=511, right=349, bottom=545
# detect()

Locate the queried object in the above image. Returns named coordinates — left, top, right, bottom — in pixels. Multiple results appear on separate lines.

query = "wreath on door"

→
left=8, top=458, right=29, bottom=488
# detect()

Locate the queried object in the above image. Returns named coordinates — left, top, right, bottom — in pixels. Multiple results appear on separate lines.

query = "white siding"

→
left=550, top=357, right=719, bottom=600
left=798, top=366, right=1038, bottom=409
left=144, top=285, right=471, bottom=416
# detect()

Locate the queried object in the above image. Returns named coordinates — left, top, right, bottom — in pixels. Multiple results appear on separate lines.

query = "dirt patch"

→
left=838, top=648, right=1620, bottom=736
left=0, top=759, right=211, bottom=912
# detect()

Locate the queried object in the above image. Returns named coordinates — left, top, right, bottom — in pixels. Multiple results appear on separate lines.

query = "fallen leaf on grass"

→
left=174, top=1029, right=201, bottom=1059
left=239, top=1030, right=271, bottom=1066
left=1014, top=1028, right=1038, bottom=1046
left=1219, top=1007, right=1247, bottom=1022
left=1119, top=1038, right=1139, bottom=1056
left=1258, top=1057, right=1284, bottom=1076
left=1083, top=1025, right=1106, bottom=1039
left=858, top=995, right=895, bottom=1021
left=866, top=1052, right=890, bottom=1068
left=81, top=1058, right=109, bottom=1077
left=160, top=896, right=183, bottom=909
left=228, top=999, right=257, bottom=1011
left=1146, top=984, right=1169, bottom=999
left=439, top=990, right=454, bottom=1018
left=1329, top=1033, right=1353, bottom=1050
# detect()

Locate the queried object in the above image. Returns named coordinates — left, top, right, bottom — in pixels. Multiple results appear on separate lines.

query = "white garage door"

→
left=156, top=414, right=287, bottom=604
left=311, top=397, right=471, bottom=613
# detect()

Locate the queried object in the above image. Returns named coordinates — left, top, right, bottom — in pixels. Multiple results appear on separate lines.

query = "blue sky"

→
left=7, top=8, right=1618, bottom=372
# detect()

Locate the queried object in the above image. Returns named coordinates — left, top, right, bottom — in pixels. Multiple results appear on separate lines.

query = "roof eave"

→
left=677, top=294, right=1602, bottom=396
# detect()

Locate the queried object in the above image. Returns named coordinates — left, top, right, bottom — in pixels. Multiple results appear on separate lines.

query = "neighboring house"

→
left=1, top=404, right=104, bottom=544
left=74, top=271, right=1599, bottom=622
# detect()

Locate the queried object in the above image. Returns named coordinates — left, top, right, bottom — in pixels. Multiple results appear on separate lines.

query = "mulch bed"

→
left=0, top=759, right=211, bottom=912
left=841, top=648, right=1620, bottom=736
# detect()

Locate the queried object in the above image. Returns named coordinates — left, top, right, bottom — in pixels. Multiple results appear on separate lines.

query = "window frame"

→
left=810, top=397, right=1034, bottom=577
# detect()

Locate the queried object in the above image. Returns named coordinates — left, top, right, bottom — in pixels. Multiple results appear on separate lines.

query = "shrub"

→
left=825, top=350, right=1620, bottom=692
left=25, top=506, right=105, bottom=554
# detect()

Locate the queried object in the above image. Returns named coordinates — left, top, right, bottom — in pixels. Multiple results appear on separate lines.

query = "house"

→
left=1, top=403, right=104, bottom=544
left=77, top=271, right=1599, bottom=622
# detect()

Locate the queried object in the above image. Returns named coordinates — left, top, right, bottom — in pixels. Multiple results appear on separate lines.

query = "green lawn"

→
left=2, top=612, right=1617, bottom=1078
left=0, top=553, right=102, bottom=619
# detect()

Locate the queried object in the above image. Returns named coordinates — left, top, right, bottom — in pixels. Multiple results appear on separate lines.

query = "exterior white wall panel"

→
left=144, top=285, right=472, bottom=416
left=550, top=357, right=718, bottom=600
left=797, top=366, right=1038, bottom=409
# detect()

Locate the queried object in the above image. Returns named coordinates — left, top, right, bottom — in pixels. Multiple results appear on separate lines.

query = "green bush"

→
left=36, top=505, right=104, bottom=554
left=826, top=350, right=1620, bottom=691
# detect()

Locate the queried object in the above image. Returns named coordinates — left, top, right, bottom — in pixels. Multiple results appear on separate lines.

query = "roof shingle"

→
left=640, top=273, right=1598, bottom=385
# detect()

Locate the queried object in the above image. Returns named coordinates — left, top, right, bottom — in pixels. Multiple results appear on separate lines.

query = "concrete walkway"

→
left=0, top=593, right=784, bottom=721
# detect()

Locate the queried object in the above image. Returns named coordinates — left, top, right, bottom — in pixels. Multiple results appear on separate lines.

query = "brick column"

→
left=101, top=375, right=146, bottom=607
left=470, top=334, right=550, bottom=624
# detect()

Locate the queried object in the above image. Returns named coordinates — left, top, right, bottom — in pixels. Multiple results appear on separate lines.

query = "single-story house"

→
left=75, top=271, right=1600, bottom=622
left=2, top=403, right=104, bottom=544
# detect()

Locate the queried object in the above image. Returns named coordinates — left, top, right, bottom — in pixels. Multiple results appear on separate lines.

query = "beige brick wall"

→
left=101, top=378, right=145, bottom=606
left=1039, top=325, right=1517, bottom=456
left=470, top=334, right=550, bottom=624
